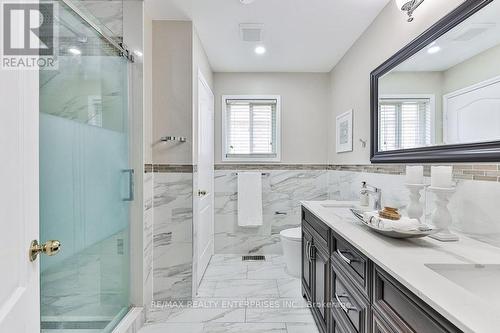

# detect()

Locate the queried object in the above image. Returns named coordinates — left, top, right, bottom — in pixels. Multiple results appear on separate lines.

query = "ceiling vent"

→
left=451, top=23, right=495, bottom=42
left=239, top=23, right=263, bottom=42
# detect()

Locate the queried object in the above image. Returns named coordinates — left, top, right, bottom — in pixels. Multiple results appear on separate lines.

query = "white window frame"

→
left=379, top=94, right=436, bottom=147
left=222, top=95, right=281, bottom=162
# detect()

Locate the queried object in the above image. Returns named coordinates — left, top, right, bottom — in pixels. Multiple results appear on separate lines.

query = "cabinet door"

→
left=372, top=310, right=394, bottom=333
left=313, top=242, right=329, bottom=332
left=302, top=225, right=313, bottom=299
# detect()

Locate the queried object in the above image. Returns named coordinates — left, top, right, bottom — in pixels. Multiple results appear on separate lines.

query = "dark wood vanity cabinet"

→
left=301, top=207, right=463, bottom=333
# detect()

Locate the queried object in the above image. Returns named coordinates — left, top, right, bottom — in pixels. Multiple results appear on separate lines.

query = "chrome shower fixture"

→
left=395, top=0, right=424, bottom=22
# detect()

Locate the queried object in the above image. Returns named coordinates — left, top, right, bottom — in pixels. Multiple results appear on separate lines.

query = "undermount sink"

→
left=425, top=264, right=500, bottom=304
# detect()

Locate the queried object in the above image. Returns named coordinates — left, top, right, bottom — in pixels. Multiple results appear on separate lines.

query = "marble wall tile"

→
left=143, top=173, right=153, bottom=310
left=214, top=170, right=327, bottom=255
left=152, top=173, right=193, bottom=301
left=328, top=170, right=500, bottom=248
left=328, top=170, right=408, bottom=209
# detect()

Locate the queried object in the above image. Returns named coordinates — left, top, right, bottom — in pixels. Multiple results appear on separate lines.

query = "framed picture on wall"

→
left=336, top=110, right=353, bottom=153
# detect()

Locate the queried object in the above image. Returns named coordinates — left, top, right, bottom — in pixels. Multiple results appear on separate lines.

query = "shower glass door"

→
left=39, top=1, right=131, bottom=332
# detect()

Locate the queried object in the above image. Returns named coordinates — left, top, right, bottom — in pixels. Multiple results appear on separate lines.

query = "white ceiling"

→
left=394, top=1, right=500, bottom=72
left=145, top=0, right=390, bottom=72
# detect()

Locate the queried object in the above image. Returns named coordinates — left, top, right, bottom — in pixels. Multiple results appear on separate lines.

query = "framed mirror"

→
left=371, top=0, right=500, bottom=163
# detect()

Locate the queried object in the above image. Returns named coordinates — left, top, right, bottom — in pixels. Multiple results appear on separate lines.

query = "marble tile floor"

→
left=141, top=255, right=320, bottom=333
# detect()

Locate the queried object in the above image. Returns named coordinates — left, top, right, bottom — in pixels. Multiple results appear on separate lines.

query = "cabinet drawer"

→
left=373, top=266, right=461, bottom=333
left=331, top=263, right=370, bottom=333
left=332, top=233, right=369, bottom=297
left=303, top=208, right=329, bottom=242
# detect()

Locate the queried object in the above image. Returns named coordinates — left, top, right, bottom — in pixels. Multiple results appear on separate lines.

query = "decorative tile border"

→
left=144, top=164, right=193, bottom=173
left=452, top=164, right=500, bottom=182
left=214, top=164, right=328, bottom=171
left=327, top=164, right=406, bottom=175
left=145, top=163, right=500, bottom=182
left=329, top=164, right=500, bottom=182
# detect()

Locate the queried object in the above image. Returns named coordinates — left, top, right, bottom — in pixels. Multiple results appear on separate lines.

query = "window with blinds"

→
left=223, top=96, right=281, bottom=161
left=379, top=97, right=433, bottom=151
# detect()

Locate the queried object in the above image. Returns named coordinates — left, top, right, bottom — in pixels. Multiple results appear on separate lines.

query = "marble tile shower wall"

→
left=152, top=172, right=193, bottom=301
left=78, top=0, right=124, bottom=37
left=143, top=173, right=154, bottom=309
left=214, top=170, right=328, bottom=254
left=328, top=170, right=500, bottom=247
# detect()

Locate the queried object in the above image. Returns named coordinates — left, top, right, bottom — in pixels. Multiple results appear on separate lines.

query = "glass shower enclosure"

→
left=39, top=1, right=132, bottom=331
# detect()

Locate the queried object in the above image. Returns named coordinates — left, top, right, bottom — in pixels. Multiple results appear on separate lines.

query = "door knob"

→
left=29, top=240, right=61, bottom=262
left=198, top=190, right=208, bottom=196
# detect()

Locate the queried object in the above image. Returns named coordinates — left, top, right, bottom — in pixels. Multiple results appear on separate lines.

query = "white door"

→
left=0, top=67, right=40, bottom=330
left=196, top=71, right=215, bottom=286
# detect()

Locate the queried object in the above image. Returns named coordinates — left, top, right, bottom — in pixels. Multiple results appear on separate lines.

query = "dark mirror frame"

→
left=370, top=0, right=498, bottom=163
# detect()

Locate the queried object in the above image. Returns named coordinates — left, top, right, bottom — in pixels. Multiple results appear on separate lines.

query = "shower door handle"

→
left=122, top=169, right=135, bottom=201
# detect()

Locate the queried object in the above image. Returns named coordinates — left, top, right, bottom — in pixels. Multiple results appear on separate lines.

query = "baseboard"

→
left=112, top=307, right=145, bottom=333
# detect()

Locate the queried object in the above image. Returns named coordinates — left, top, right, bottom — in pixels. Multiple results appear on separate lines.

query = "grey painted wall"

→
left=328, top=0, right=466, bottom=164
left=152, top=21, right=193, bottom=164
left=214, top=72, right=330, bottom=164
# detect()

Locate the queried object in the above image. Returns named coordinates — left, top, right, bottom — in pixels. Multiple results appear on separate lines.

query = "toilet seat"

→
left=280, top=227, right=301, bottom=241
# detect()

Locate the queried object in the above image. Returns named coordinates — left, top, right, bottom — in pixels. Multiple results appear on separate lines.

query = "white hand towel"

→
left=362, top=211, right=420, bottom=231
left=237, top=172, right=263, bottom=227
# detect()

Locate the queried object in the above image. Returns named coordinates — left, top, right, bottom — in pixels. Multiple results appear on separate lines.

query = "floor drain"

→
left=242, top=255, right=266, bottom=261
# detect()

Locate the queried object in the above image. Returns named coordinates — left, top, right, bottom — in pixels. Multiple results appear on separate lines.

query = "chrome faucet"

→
left=360, top=182, right=382, bottom=211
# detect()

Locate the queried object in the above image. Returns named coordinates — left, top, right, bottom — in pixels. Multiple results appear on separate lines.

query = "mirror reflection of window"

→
left=379, top=97, right=433, bottom=151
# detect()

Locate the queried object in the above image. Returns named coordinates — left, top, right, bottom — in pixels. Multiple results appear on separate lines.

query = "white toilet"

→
left=280, top=227, right=302, bottom=278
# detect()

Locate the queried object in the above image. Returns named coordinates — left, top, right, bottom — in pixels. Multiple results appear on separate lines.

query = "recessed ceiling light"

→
left=255, top=46, right=266, bottom=55
left=240, top=0, right=255, bottom=4
left=68, top=47, right=81, bottom=55
left=427, top=45, right=441, bottom=54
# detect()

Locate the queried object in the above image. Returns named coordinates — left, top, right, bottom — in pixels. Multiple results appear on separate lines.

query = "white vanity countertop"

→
left=301, top=200, right=500, bottom=333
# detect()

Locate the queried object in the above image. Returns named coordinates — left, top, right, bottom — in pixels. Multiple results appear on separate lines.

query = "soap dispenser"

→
left=360, top=182, right=369, bottom=207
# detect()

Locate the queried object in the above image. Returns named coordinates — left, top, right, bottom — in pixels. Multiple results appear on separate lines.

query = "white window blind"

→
left=224, top=98, right=279, bottom=160
left=379, top=98, right=432, bottom=151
